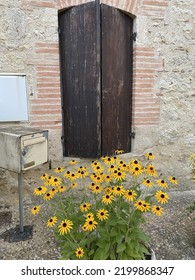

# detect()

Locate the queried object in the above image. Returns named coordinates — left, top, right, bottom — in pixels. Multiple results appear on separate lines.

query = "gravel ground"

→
left=0, top=161, right=195, bottom=260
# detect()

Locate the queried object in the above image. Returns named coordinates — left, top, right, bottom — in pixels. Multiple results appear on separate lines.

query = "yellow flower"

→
left=115, top=149, right=124, bottom=155
left=44, top=176, right=55, bottom=186
left=142, top=179, right=154, bottom=188
left=43, top=191, right=54, bottom=201
left=103, top=174, right=113, bottom=183
left=152, top=205, right=164, bottom=216
left=113, top=170, right=126, bottom=181
left=155, top=190, right=169, bottom=204
left=71, top=183, right=78, bottom=188
left=54, top=167, right=65, bottom=173
left=40, top=173, right=49, bottom=180
left=156, top=179, right=168, bottom=188
left=51, top=187, right=58, bottom=195
left=69, top=159, right=77, bottom=165
left=80, top=203, right=92, bottom=212
left=112, top=185, right=125, bottom=196
left=47, top=216, right=57, bottom=227
left=91, top=185, right=103, bottom=194
left=34, top=186, right=47, bottom=196
left=58, top=185, right=66, bottom=193
left=31, top=205, right=40, bottom=215
left=145, top=152, right=155, bottom=160
left=134, top=200, right=145, bottom=211
left=168, top=176, right=178, bottom=185
left=75, top=247, right=84, bottom=258
left=96, top=209, right=109, bottom=221
left=102, top=194, right=114, bottom=205
left=77, top=170, right=89, bottom=178
left=85, top=212, right=94, bottom=220
left=68, top=172, right=78, bottom=181
left=58, top=219, right=73, bottom=235
left=123, top=190, right=137, bottom=202
left=129, top=163, right=143, bottom=176
left=84, top=219, right=98, bottom=231
left=142, top=201, right=151, bottom=212
left=146, top=164, right=158, bottom=177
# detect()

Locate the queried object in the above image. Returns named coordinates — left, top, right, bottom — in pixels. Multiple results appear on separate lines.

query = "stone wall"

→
left=0, top=0, right=194, bottom=186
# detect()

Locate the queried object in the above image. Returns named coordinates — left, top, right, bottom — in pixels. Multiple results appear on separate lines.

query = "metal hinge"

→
left=132, top=32, right=137, bottom=42
left=130, top=132, right=136, bottom=139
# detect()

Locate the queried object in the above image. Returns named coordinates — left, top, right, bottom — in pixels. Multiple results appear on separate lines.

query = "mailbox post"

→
left=0, top=126, right=48, bottom=236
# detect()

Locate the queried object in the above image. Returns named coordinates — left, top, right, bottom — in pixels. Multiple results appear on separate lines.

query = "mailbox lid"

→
left=21, top=131, right=48, bottom=171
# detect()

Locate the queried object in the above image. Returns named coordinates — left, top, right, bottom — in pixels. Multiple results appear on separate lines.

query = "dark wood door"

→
left=101, top=4, right=133, bottom=155
left=59, top=2, right=133, bottom=158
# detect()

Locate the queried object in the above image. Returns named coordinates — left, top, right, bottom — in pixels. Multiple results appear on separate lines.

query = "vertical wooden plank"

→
left=59, top=2, right=101, bottom=158
left=101, top=4, right=133, bottom=155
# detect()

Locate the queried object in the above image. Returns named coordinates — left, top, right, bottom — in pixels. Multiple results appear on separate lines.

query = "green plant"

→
left=31, top=152, right=178, bottom=260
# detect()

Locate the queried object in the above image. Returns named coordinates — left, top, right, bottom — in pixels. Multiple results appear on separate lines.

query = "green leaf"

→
left=116, top=243, right=126, bottom=253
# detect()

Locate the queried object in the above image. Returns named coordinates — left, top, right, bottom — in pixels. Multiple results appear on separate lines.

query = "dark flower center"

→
left=63, top=223, right=67, bottom=227
left=89, top=221, right=93, bottom=225
left=128, top=191, right=132, bottom=195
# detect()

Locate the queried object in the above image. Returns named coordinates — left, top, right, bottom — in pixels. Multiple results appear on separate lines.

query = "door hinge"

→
left=130, top=132, right=135, bottom=139
left=58, top=27, right=61, bottom=35
left=132, top=32, right=137, bottom=42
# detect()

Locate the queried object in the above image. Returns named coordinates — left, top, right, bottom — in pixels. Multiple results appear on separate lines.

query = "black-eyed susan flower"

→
left=130, top=165, right=143, bottom=176
left=112, top=185, right=125, bottom=196
left=82, top=225, right=88, bottom=231
left=44, top=176, right=55, bottom=186
left=88, top=182, right=96, bottom=190
left=85, top=212, right=94, bottom=220
left=108, top=164, right=116, bottom=173
left=115, top=149, right=124, bottom=155
left=156, top=179, right=168, bottom=188
left=58, top=185, right=66, bottom=193
left=134, top=200, right=144, bottom=211
left=64, top=170, right=71, bottom=179
left=123, top=190, right=137, bottom=202
left=40, top=173, right=49, bottom=180
left=52, top=177, right=62, bottom=186
left=77, top=170, right=89, bottom=178
left=92, top=164, right=104, bottom=173
left=68, top=172, right=78, bottom=181
left=47, top=216, right=57, bottom=227
left=43, top=191, right=54, bottom=201
left=146, top=164, right=158, bottom=177
left=58, top=219, right=73, bottom=235
left=34, top=186, right=47, bottom=196
left=84, top=219, right=98, bottom=231
left=92, top=185, right=103, bottom=194
left=75, top=247, right=84, bottom=258
left=102, top=194, right=114, bottom=204
left=51, top=187, right=58, bottom=195
left=69, top=159, right=77, bottom=165
left=155, top=190, right=169, bottom=204
left=103, top=174, right=113, bottom=183
left=31, top=205, right=40, bottom=215
left=104, top=157, right=115, bottom=165
left=96, top=209, right=109, bottom=221
left=104, top=187, right=113, bottom=195
left=113, top=170, right=126, bottom=181
left=80, top=203, right=92, bottom=212
left=142, top=178, right=154, bottom=188
left=168, top=176, right=178, bottom=185
left=71, top=182, right=78, bottom=188
left=142, top=202, right=151, bottom=212
left=152, top=205, right=164, bottom=216
left=54, top=167, right=65, bottom=173
left=90, top=173, right=104, bottom=184
left=145, top=152, right=155, bottom=160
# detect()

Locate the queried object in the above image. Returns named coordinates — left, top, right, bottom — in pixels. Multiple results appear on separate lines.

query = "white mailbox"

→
left=0, top=126, right=48, bottom=173
left=0, top=126, right=48, bottom=237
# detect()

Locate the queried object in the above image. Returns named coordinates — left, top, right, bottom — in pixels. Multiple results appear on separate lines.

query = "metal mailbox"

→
left=0, top=126, right=48, bottom=173
left=0, top=126, right=48, bottom=238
